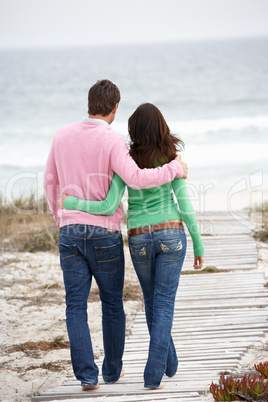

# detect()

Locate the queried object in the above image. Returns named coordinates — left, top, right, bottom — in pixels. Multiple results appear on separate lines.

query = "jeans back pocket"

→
left=129, top=243, right=148, bottom=264
left=59, top=243, right=81, bottom=271
left=157, top=238, right=185, bottom=261
left=94, top=241, right=121, bottom=273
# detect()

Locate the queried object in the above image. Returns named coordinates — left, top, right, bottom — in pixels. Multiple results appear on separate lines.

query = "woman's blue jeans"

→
left=128, top=228, right=186, bottom=388
left=59, top=224, right=125, bottom=387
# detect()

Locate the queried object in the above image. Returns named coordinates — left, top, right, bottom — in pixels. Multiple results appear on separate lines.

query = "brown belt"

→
left=128, top=221, right=184, bottom=237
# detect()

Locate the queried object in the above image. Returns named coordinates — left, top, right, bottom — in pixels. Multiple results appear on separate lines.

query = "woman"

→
left=60, top=103, right=204, bottom=389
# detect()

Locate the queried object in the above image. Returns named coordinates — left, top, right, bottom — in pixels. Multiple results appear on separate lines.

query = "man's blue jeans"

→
left=128, top=228, right=186, bottom=388
left=59, top=224, right=125, bottom=387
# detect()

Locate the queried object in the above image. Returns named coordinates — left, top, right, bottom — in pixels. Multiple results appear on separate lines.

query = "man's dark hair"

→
left=88, top=79, right=121, bottom=116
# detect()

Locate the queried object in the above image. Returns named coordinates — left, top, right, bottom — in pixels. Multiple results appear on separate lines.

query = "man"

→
left=44, top=79, right=187, bottom=391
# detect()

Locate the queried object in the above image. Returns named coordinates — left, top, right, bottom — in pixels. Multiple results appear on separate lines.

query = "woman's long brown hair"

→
left=128, top=103, right=184, bottom=169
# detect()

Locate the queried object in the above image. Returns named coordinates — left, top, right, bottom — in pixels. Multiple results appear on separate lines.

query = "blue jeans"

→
left=128, top=228, right=186, bottom=388
left=59, top=224, right=125, bottom=386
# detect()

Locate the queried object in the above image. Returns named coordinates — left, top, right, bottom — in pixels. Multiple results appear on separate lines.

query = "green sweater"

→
left=64, top=173, right=204, bottom=257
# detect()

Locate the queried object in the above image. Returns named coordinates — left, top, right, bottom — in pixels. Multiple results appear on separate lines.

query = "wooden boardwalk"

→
left=32, top=212, right=268, bottom=401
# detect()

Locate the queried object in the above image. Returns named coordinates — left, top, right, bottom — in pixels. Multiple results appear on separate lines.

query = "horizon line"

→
left=0, top=34, right=268, bottom=51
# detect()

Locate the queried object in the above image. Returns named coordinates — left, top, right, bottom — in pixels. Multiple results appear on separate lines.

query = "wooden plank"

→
left=177, top=285, right=265, bottom=291
left=127, top=324, right=266, bottom=334
left=64, top=377, right=220, bottom=387
left=33, top=397, right=205, bottom=402
left=33, top=392, right=205, bottom=402
left=34, top=382, right=218, bottom=396
left=123, top=349, right=248, bottom=359
left=136, top=309, right=267, bottom=319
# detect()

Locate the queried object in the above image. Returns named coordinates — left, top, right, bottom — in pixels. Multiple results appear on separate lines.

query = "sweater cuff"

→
left=63, top=196, right=77, bottom=210
left=172, top=159, right=183, bottom=178
left=193, top=244, right=205, bottom=257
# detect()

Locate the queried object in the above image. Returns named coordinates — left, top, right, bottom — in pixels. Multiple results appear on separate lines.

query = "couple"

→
left=44, top=79, right=204, bottom=391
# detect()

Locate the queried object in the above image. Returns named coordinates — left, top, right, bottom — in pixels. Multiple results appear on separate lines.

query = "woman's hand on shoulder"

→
left=193, top=255, right=205, bottom=270
left=59, top=194, right=68, bottom=208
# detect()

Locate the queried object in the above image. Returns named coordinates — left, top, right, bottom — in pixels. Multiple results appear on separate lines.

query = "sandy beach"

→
left=0, top=215, right=267, bottom=402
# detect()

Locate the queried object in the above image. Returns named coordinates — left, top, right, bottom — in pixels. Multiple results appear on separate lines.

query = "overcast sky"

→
left=1, top=0, right=268, bottom=49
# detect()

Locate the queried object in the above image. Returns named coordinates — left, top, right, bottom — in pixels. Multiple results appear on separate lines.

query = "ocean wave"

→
left=113, top=115, right=268, bottom=139
left=169, top=115, right=268, bottom=135
left=0, top=116, right=267, bottom=169
left=1, top=115, right=267, bottom=139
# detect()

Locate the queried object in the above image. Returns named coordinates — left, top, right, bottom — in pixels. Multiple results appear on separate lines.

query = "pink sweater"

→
left=44, top=119, right=183, bottom=230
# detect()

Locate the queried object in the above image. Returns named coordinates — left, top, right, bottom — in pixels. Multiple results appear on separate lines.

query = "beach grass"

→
left=181, top=266, right=228, bottom=275
left=251, top=201, right=268, bottom=243
left=254, top=224, right=268, bottom=243
left=5, top=337, right=72, bottom=373
left=7, top=336, right=70, bottom=355
left=251, top=200, right=268, bottom=213
left=0, top=194, right=58, bottom=252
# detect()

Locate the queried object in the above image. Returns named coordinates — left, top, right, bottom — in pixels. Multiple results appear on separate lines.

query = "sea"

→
left=0, top=37, right=267, bottom=214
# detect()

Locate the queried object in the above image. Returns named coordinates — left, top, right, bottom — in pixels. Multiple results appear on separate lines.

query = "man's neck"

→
left=88, top=114, right=111, bottom=125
